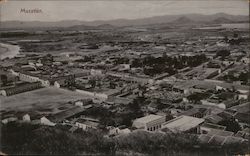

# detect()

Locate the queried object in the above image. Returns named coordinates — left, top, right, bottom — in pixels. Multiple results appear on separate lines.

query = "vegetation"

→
left=131, top=54, right=208, bottom=76
left=0, top=32, right=34, bottom=38
left=218, top=119, right=242, bottom=133
left=187, top=92, right=211, bottom=104
left=216, top=49, right=230, bottom=60
left=1, top=122, right=248, bottom=155
left=220, top=71, right=250, bottom=85
left=82, top=97, right=144, bottom=127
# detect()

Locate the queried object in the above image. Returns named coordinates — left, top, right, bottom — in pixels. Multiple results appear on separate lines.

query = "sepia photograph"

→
left=0, top=0, right=249, bottom=155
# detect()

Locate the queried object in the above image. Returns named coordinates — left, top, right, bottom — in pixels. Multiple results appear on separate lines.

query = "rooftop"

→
left=201, top=123, right=226, bottom=130
left=207, top=129, right=234, bottom=137
left=199, top=134, right=246, bottom=146
left=162, top=115, right=204, bottom=132
left=48, top=106, right=86, bottom=123
left=133, top=114, right=165, bottom=124
left=229, top=102, right=250, bottom=113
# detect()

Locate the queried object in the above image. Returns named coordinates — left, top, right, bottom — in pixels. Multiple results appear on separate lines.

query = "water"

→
left=195, top=23, right=249, bottom=30
left=0, top=43, right=20, bottom=60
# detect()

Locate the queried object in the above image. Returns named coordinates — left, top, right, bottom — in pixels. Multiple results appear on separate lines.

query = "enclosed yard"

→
left=0, top=87, right=92, bottom=113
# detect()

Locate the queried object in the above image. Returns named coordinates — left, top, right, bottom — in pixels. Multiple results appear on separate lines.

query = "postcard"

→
left=0, top=0, right=249, bottom=155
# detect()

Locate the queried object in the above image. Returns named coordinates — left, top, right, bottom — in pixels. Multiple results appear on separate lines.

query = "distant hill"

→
left=66, top=23, right=116, bottom=30
left=0, top=13, right=248, bottom=29
left=211, top=17, right=234, bottom=24
left=171, top=16, right=194, bottom=24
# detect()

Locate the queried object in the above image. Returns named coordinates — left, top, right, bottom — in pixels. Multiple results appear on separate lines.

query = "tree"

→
left=216, top=50, right=230, bottom=59
left=218, top=119, right=241, bottom=133
left=89, top=79, right=96, bottom=88
left=0, top=75, right=8, bottom=86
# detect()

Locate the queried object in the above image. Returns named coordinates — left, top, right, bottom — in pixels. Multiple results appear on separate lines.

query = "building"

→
left=108, top=126, right=131, bottom=136
left=229, top=102, right=250, bottom=113
left=19, top=72, right=50, bottom=87
left=23, top=114, right=31, bottom=122
left=238, top=93, right=248, bottom=100
left=90, top=69, right=104, bottom=76
left=235, top=128, right=250, bottom=139
left=198, top=134, right=246, bottom=146
left=47, top=106, right=86, bottom=123
left=74, top=99, right=92, bottom=107
left=201, top=99, right=226, bottom=109
left=40, top=116, right=56, bottom=126
left=132, top=114, right=165, bottom=132
left=0, top=82, right=42, bottom=96
left=161, top=115, right=205, bottom=133
left=177, top=108, right=208, bottom=118
left=233, top=112, right=250, bottom=127
left=200, top=123, right=226, bottom=134
left=2, top=117, right=18, bottom=124
left=75, top=118, right=99, bottom=130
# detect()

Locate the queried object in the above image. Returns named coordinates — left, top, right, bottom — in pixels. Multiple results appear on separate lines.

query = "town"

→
left=0, top=12, right=249, bottom=155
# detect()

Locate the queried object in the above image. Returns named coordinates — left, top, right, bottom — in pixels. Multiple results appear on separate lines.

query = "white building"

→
left=75, top=118, right=99, bottom=131
left=19, top=72, right=50, bottom=87
left=132, top=114, right=165, bottom=132
left=161, top=115, right=204, bottom=133
left=108, top=126, right=131, bottom=136
left=40, top=117, right=56, bottom=126
left=2, top=117, right=18, bottom=124
left=90, top=69, right=103, bottom=76
left=201, top=100, right=226, bottom=109
left=23, top=114, right=31, bottom=122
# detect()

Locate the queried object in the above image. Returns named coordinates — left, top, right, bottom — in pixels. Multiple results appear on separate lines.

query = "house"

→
left=54, top=79, right=67, bottom=88
left=215, top=83, right=249, bottom=94
left=40, top=116, right=56, bottom=126
left=23, top=114, right=31, bottom=122
left=75, top=118, right=99, bottom=130
left=108, top=126, right=131, bottom=136
left=132, top=114, right=165, bottom=132
left=74, top=99, right=92, bottom=107
left=200, top=123, right=226, bottom=134
left=161, top=115, right=204, bottom=133
left=90, top=69, right=104, bottom=76
left=241, top=57, right=249, bottom=64
left=120, top=64, right=130, bottom=70
left=233, top=112, right=250, bottom=127
left=198, top=134, right=246, bottom=146
left=177, top=108, right=207, bottom=118
left=201, top=99, right=226, bottom=109
left=235, top=128, right=250, bottom=139
left=238, top=92, right=248, bottom=100
left=47, top=106, right=86, bottom=123
left=18, top=72, right=50, bottom=87
left=204, top=114, right=224, bottom=124
left=2, top=117, right=18, bottom=124
left=229, top=102, right=250, bottom=113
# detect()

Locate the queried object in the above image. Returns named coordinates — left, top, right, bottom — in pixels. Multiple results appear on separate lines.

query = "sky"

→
left=0, top=0, right=249, bottom=21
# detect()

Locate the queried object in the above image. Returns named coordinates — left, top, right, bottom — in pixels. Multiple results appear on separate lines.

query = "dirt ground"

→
left=0, top=87, right=92, bottom=113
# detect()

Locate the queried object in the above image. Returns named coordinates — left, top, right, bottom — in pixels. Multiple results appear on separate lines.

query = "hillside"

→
left=0, top=13, right=248, bottom=29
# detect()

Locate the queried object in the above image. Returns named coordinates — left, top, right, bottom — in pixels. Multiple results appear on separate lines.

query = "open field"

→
left=0, top=87, right=91, bottom=113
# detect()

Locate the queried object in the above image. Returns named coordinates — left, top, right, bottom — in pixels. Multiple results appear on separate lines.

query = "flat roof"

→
left=229, top=102, right=250, bottom=113
left=201, top=123, right=226, bottom=130
left=162, top=115, right=204, bottom=132
left=199, top=134, right=246, bottom=146
left=207, top=129, right=234, bottom=137
left=134, top=114, right=164, bottom=124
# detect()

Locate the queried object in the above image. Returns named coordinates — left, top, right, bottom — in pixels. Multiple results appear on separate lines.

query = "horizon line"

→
left=1, top=12, right=248, bottom=23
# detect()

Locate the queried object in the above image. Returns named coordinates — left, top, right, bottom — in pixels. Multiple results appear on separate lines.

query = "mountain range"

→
left=0, top=13, right=248, bottom=29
